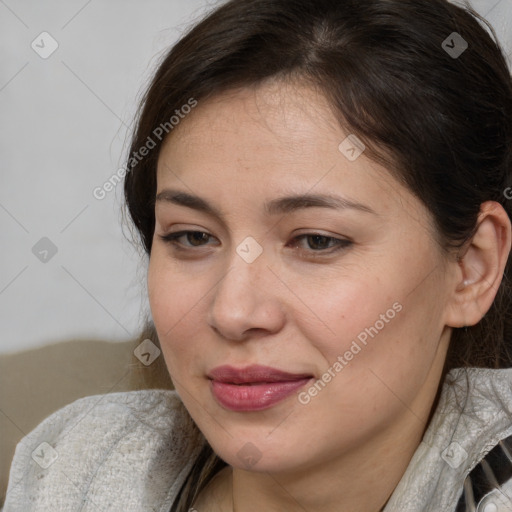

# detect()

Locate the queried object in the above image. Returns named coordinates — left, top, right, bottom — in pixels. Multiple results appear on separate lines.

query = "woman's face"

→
left=148, top=80, right=457, bottom=473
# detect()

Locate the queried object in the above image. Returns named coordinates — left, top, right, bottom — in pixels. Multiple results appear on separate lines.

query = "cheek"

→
left=147, top=252, right=208, bottom=372
left=292, top=260, right=440, bottom=384
left=298, top=271, right=446, bottom=423
left=290, top=271, right=400, bottom=359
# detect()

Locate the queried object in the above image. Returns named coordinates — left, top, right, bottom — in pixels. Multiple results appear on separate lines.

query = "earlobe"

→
left=446, top=201, right=511, bottom=329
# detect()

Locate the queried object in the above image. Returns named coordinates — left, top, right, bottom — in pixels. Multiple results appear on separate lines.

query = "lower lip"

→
left=210, top=378, right=312, bottom=411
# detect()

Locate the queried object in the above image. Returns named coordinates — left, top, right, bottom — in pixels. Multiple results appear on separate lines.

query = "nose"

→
left=207, top=251, right=286, bottom=341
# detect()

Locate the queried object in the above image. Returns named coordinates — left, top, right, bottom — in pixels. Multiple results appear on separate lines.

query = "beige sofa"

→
left=0, top=337, right=174, bottom=508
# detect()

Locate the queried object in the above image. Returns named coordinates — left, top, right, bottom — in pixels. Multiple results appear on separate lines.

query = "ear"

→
left=445, top=201, right=511, bottom=328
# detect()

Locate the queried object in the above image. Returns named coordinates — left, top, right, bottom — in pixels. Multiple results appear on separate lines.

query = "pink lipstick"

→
left=208, top=365, right=313, bottom=411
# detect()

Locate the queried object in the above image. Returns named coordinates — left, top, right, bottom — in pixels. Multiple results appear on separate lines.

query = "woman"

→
left=4, top=0, right=512, bottom=510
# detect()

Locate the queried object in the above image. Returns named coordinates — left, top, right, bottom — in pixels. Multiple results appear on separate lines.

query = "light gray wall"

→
left=1, top=0, right=511, bottom=354
left=0, top=0, right=217, bottom=354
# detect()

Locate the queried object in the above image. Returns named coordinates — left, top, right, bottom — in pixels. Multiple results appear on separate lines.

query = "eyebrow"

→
left=155, top=189, right=378, bottom=220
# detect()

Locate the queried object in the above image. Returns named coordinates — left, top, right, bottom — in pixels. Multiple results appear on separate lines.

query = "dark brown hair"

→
left=123, top=0, right=512, bottom=509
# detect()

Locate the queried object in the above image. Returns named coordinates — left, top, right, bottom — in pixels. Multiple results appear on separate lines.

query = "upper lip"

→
left=208, top=365, right=313, bottom=384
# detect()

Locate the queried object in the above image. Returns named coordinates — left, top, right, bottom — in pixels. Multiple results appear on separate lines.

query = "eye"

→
left=158, top=230, right=217, bottom=248
left=287, top=234, right=352, bottom=255
left=159, top=230, right=352, bottom=256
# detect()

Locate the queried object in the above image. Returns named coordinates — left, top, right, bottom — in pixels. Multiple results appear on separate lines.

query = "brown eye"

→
left=159, top=230, right=216, bottom=248
left=288, top=234, right=352, bottom=255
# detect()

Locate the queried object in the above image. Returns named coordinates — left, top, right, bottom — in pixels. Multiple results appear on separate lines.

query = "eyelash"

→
left=158, top=230, right=352, bottom=256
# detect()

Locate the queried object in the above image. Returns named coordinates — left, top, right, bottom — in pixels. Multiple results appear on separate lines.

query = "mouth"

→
left=208, top=364, right=313, bottom=384
left=208, top=365, right=314, bottom=411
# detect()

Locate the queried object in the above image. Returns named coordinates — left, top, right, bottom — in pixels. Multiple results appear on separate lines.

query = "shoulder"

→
left=384, top=367, right=512, bottom=512
left=3, top=389, right=206, bottom=511
left=442, top=368, right=512, bottom=511
left=436, top=367, right=512, bottom=436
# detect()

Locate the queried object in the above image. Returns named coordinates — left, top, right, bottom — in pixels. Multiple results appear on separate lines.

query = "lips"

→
left=208, top=364, right=313, bottom=384
left=208, top=365, right=314, bottom=411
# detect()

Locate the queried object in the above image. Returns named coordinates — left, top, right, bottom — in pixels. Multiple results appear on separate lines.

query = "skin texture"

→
left=147, top=79, right=511, bottom=512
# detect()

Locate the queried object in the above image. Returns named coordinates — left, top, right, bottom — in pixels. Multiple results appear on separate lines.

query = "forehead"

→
left=161, top=82, right=376, bottom=175
left=167, top=79, right=338, bottom=143
left=155, top=80, right=421, bottom=222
